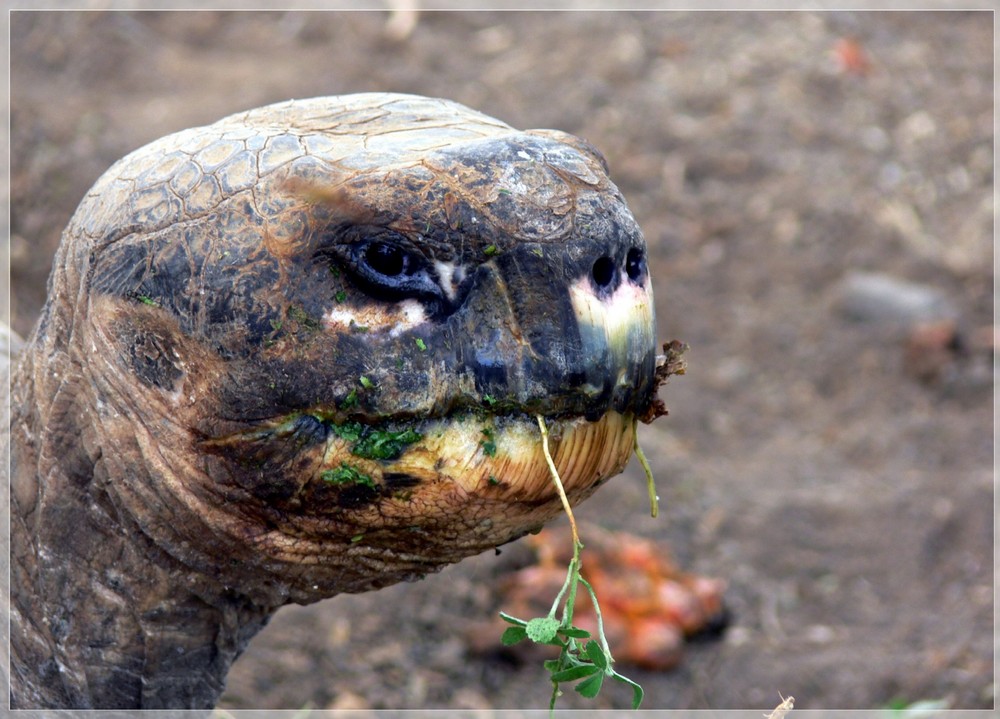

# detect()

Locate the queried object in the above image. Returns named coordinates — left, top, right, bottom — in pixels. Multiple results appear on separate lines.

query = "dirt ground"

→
left=8, top=9, right=994, bottom=712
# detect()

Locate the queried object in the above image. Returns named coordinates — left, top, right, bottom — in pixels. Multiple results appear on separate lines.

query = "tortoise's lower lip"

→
left=333, top=410, right=637, bottom=499
left=204, top=408, right=637, bottom=508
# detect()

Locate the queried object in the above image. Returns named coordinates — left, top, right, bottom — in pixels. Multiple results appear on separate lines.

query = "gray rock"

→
left=835, top=271, right=959, bottom=327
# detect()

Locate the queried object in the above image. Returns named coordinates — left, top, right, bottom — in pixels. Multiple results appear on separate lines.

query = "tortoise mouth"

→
left=193, top=406, right=638, bottom=601
left=326, top=409, right=635, bottom=501
left=202, top=406, right=638, bottom=514
left=199, top=340, right=687, bottom=518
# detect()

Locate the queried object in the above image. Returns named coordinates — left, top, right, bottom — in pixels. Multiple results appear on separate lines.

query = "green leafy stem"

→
left=498, top=416, right=645, bottom=714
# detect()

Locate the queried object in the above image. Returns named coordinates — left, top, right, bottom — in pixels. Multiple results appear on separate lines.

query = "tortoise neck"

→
left=10, top=352, right=274, bottom=709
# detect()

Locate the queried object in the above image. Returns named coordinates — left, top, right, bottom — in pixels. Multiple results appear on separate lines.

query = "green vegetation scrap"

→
left=327, top=419, right=423, bottom=461
left=320, top=463, right=375, bottom=489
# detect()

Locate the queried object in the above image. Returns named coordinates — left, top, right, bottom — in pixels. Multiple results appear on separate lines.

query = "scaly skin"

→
left=10, top=94, right=664, bottom=709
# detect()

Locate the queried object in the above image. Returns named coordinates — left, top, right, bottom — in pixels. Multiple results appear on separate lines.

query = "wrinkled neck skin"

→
left=10, top=308, right=275, bottom=710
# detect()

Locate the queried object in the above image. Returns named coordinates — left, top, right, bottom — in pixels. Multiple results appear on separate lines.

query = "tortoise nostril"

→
left=591, top=256, right=616, bottom=290
left=626, top=248, right=645, bottom=283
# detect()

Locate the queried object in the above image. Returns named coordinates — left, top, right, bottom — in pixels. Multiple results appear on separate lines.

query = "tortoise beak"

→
left=567, top=273, right=658, bottom=417
left=453, top=251, right=658, bottom=420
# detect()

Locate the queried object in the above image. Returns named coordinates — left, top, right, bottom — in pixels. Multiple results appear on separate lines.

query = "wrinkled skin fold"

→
left=10, top=94, right=666, bottom=709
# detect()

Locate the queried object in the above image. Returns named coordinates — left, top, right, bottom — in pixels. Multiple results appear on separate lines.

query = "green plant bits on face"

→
left=137, top=295, right=158, bottom=307
left=484, top=244, right=499, bottom=257
left=320, top=464, right=376, bottom=489
left=351, top=427, right=422, bottom=460
left=480, top=427, right=497, bottom=457
left=287, top=304, right=321, bottom=332
left=335, top=290, right=347, bottom=303
left=414, top=337, right=427, bottom=352
left=359, top=375, right=374, bottom=389
left=324, top=419, right=423, bottom=460
left=329, top=421, right=364, bottom=442
left=340, top=389, right=358, bottom=409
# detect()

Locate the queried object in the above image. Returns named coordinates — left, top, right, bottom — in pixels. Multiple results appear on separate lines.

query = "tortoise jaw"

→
left=202, top=405, right=639, bottom=507
left=200, top=407, right=640, bottom=600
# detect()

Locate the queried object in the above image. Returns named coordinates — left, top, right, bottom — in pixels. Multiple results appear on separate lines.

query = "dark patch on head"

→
left=470, top=358, right=509, bottom=399
left=90, top=220, right=285, bottom=356
left=126, top=327, right=185, bottom=390
left=335, top=482, right=380, bottom=509
left=383, top=472, right=422, bottom=489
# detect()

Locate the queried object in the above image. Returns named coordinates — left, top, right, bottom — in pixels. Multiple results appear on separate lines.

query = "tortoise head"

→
left=51, top=94, right=663, bottom=605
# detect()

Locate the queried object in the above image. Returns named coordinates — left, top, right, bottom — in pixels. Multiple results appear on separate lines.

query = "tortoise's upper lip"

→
left=200, top=403, right=641, bottom=515
left=206, top=402, right=594, bottom=446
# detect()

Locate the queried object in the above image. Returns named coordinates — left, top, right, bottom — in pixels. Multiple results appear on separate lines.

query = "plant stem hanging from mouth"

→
left=495, top=416, right=646, bottom=714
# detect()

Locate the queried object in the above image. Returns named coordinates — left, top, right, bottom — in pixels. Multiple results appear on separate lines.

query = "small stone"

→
left=473, top=25, right=514, bottom=55
left=835, top=272, right=958, bottom=328
left=905, top=320, right=962, bottom=382
left=897, top=110, right=937, bottom=145
left=804, top=624, right=836, bottom=643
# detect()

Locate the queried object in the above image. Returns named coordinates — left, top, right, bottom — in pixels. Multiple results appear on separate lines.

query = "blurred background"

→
left=9, top=9, right=993, bottom=711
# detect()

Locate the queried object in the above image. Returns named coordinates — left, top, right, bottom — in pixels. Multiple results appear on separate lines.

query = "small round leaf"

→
left=525, top=617, right=561, bottom=644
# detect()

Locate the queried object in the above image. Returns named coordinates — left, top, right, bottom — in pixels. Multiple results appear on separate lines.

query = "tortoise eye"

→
left=346, top=237, right=442, bottom=304
left=364, top=242, right=408, bottom=278
left=319, top=226, right=447, bottom=306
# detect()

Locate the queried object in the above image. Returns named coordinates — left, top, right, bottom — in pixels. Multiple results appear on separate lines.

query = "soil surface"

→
left=9, top=9, right=993, bottom=712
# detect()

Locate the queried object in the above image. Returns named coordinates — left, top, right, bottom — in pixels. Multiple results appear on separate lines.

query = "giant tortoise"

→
left=10, top=93, right=674, bottom=709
